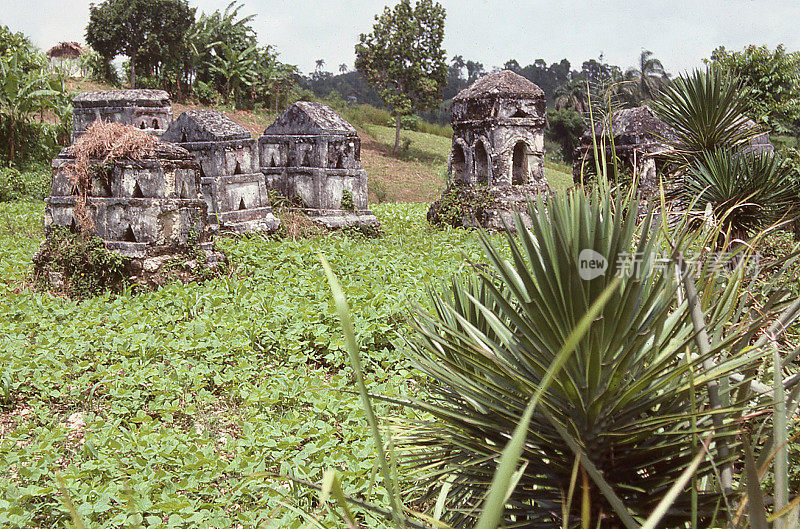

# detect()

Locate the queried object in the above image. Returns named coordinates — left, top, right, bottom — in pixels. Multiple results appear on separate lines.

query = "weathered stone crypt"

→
left=259, top=101, right=380, bottom=230
left=161, top=110, right=280, bottom=233
left=71, top=89, right=172, bottom=141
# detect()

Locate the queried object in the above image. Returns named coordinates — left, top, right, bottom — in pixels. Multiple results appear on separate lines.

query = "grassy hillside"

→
left=362, top=124, right=574, bottom=202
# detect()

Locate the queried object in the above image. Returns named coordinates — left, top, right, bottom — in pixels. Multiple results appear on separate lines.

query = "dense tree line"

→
left=5, top=0, right=799, bottom=167
left=86, top=0, right=299, bottom=110
left=303, top=47, right=673, bottom=160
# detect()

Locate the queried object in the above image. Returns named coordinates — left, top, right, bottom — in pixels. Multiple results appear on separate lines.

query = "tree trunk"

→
left=9, top=118, right=15, bottom=165
left=393, top=114, right=401, bottom=155
left=129, top=54, right=137, bottom=88
left=175, top=65, right=183, bottom=101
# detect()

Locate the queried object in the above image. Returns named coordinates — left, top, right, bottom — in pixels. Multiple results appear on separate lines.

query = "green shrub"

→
left=78, top=46, right=119, bottom=84
left=0, top=166, right=50, bottom=202
left=546, top=107, right=585, bottom=162
left=680, top=149, right=800, bottom=240
left=193, top=80, right=222, bottom=106
left=416, top=120, right=453, bottom=138
left=426, top=182, right=495, bottom=228
left=340, top=189, right=355, bottom=211
left=338, top=103, right=392, bottom=129
left=369, top=179, right=388, bottom=203
left=386, top=114, right=421, bottom=131
left=0, top=119, right=62, bottom=169
left=32, top=227, right=129, bottom=298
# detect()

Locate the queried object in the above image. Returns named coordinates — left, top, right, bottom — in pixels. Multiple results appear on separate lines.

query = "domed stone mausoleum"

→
left=449, top=69, right=547, bottom=187
left=429, top=70, right=550, bottom=230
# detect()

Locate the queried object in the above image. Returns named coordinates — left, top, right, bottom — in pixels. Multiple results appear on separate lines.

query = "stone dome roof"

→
left=162, top=110, right=251, bottom=142
left=582, top=105, right=674, bottom=145
left=454, top=70, right=545, bottom=101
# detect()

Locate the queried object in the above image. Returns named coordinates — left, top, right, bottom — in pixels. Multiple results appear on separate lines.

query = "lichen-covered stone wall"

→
left=46, top=143, right=213, bottom=257
left=449, top=75, right=546, bottom=188
left=72, top=90, right=172, bottom=141
left=162, top=110, right=279, bottom=233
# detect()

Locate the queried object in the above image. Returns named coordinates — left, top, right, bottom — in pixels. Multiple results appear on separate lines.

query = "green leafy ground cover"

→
left=0, top=200, right=504, bottom=528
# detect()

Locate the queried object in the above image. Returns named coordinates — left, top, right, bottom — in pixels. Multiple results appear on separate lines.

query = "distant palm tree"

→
left=554, top=78, right=589, bottom=113
left=315, top=59, right=325, bottom=72
left=338, top=63, right=348, bottom=74
left=625, top=50, right=667, bottom=101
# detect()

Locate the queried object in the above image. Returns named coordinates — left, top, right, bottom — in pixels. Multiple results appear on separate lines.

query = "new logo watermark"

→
left=578, top=249, right=608, bottom=280
left=577, top=249, right=763, bottom=281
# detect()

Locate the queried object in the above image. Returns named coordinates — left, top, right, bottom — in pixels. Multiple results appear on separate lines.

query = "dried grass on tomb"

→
left=66, top=122, right=157, bottom=231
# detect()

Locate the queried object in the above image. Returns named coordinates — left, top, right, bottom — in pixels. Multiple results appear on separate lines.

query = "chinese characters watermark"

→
left=577, top=250, right=762, bottom=280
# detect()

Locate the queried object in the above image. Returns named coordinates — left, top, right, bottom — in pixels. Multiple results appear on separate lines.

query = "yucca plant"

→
left=651, top=66, right=799, bottom=244
left=676, top=149, right=799, bottom=240
left=650, top=67, right=760, bottom=165
left=398, top=186, right=792, bottom=528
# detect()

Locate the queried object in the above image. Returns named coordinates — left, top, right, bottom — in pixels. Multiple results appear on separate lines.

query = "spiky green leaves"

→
left=680, top=149, right=799, bottom=238
left=403, top=188, right=774, bottom=527
left=651, top=67, right=758, bottom=161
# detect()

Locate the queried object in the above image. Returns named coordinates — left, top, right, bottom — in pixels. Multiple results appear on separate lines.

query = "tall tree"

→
left=464, top=60, right=484, bottom=83
left=355, top=0, right=447, bottom=153
left=86, top=0, right=194, bottom=88
left=709, top=44, right=800, bottom=133
left=625, top=50, right=667, bottom=101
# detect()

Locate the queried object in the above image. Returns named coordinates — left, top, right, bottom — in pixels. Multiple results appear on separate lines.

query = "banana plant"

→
left=207, top=42, right=257, bottom=110
left=0, top=50, right=60, bottom=164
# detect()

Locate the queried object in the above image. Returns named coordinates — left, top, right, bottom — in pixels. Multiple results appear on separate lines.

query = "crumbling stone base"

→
left=428, top=182, right=550, bottom=231
left=125, top=243, right=227, bottom=288
left=33, top=228, right=227, bottom=298
left=273, top=208, right=382, bottom=238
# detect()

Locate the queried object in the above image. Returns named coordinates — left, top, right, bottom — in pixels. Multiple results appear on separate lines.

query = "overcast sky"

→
left=4, top=0, right=799, bottom=75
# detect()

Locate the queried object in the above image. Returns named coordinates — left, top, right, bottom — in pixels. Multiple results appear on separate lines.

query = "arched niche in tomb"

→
left=474, top=141, right=490, bottom=186
left=451, top=142, right=468, bottom=183
left=512, top=141, right=529, bottom=185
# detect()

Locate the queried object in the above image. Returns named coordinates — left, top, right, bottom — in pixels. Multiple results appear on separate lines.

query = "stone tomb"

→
left=161, top=110, right=279, bottom=233
left=572, top=106, right=775, bottom=197
left=449, top=70, right=547, bottom=187
left=259, top=101, right=379, bottom=230
left=46, top=140, right=219, bottom=268
left=72, top=90, right=173, bottom=141
left=572, top=105, right=674, bottom=193
left=429, top=70, right=549, bottom=230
